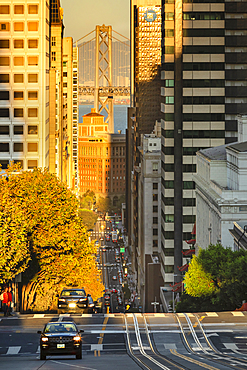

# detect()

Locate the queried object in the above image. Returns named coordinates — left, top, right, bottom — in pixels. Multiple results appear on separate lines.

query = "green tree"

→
left=183, top=243, right=247, bottom=311
left=80, top=190, right=96, bottom=210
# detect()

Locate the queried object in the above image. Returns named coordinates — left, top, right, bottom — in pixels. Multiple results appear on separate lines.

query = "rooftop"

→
left=227, top=141, right=247, bottom=153
left=199, top=144, right=228, bottom=161
left=83, top=108, right=104, bottom=118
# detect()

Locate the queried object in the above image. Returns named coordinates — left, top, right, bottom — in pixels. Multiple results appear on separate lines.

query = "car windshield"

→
left=61, top=290, right=85, bottom=297
left=44, top=323, right=77, bottom=333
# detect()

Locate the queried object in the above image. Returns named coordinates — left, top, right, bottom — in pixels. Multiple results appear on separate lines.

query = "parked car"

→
left=112, top=275, right=117, bottom=281
left=57, top=288, right=89, bottom=314
left=105, top=234, right=110, bottom=242
left=38, top=321, right=84, bottom=360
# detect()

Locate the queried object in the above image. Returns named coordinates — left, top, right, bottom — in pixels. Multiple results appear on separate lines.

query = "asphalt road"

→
left=1, top=312, right=247, bottom=370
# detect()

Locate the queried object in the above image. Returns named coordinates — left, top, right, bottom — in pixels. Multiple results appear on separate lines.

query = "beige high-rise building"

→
left=0, top=1, right=50, bottom=170
left=62, top=37, right=79, bottom=189
left=49, top=0, right=64, bottom=180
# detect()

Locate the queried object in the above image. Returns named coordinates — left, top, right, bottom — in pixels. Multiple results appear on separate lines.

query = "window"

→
left=14, top=143, right=23, bottom=152
left=0, top=39, right=9, bottom=48
left=165, top=197, right=174, bottom=206
left=0, top=57, right=9, bottom=66
left=28, top=5, right=38, bottom=14
left=51, top=36, right=56, bottom=46
left=165, top=231, right=174, bottom=240
left=14, top=108, right=23, bottom=118
left=165, top=96, right=174, bottom=104
left=28, top=39, right=38, bottom=48
left=183, top=181, right=195, bottom=189
left=153, top=194, right=158, bottom=201
left=14, top=57, right=24, bottom=66
left=0, top=125, right=9, bottom=134
left=0, top=73, right=9, bottom=84
left=152, top=162, right=158, bottom=172
left=164, top=248, right=174, bottom=256
left=153, top=240, right=158, bottom=248
left=28, top=125, right=37, bottom=134
left=51, top=51, right=56, bottom=61
left=165, top=12, right=174, bottom=20
left=28, top=74, right=38, bottom=83
left=153, top=229, right=158, bottom=236
left=28, top=160, right=37, bottom=169
left=14, top=74, right=24, bottom=83
left=14, top=22, right=24, bottom=32
left=183, top=198, right=196, bottom=207
left=165, top=80, right=174, bottom=87
left=165, top=214, right=174, bottom=223
left=183, top=215, right=196, bottom=224
left=153, top=205, right=158, bottom=212
left=13, top=159, right=23, bottom=168
left=0, top=23, right=10, bottom=31
left=28, top=91, right=38, bottom=100
left=28, top=56, right=38, bottom=66
left=28, top=108, right=38, bottom=118
left=0, top=160, right=8, bottom=168
left=0, top=143, right=9, bottom=152
left=0, top=108, right=9, bottom=117
left=165, top=181, right=174, bottom=189
left=14, top=126, right=23, bottom=135
left=28, top=143, right=38, bottom=152
left=63, top=72, right=67, bottom=77
left=28, top=22, right=38, bottom=31
left=165, top=46, right=174, bottom=54
left=165, top=29, right=174, bottom=37
left=14, top=91, right=23, bottom=100
left=14, top=39, right=24, bottom=48
left=63, top=82, right=67, bottom=87
left=0, top=91, right=9, bottom=100
left=165, top=265, right=174, bottom=273
left=0, top=5, right=9, bottom=14
left=14, top=5, right=24, bottom=14
left=153, top=217, right=158, bottom=224
left=153, top=183, right=158, bottom=190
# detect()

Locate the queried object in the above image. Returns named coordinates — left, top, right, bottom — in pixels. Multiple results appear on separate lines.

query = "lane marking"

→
left=6, top=346, right=21, bottom=355
left=94, top=316, right=109, bottom=357
left=205, top=312, right=218, bottom=317
left=232, top=312, right=244, bottom=316
left=33, top=314, right=45, bottom=318
left=51, top=360, right=97, bottom=370
left=170, top=349, right=221, bottom=370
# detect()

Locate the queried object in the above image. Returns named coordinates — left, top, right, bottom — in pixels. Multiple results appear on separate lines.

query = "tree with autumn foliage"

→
left=177, top=243, right=247, bottom=312
left=0, top=164, right=104, bottom=311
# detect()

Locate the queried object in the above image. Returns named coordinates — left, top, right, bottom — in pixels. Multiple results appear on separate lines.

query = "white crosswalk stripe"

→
left=6, top=346, right=21, bottom=355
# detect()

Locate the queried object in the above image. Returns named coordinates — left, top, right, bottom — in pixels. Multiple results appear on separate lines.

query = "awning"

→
left=185, top=239, right=196, bottom=245
left=191, top=223, right=196, bottom=236
left=182, top=249, right=195, bottom=256
left=169, top=281, right=183, bottom=292
left=178, top=264, right=189, bottom=272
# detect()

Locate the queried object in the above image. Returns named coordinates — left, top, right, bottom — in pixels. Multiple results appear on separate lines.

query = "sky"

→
left=61, top=0, right=130, bottom=42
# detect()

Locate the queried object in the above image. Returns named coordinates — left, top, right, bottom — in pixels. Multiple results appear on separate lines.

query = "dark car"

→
left=87, top=294, right=95, bottom=313
left=38, top=321, right=84, bottom=360
left=57, top=288, right=88, bottom=314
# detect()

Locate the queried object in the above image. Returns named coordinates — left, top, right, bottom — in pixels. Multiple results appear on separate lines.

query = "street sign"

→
left=120, top=247, right=125, bottom=253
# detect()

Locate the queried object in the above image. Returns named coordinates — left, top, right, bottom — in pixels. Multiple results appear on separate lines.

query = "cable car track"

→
left=176, top=313, right=247, bottom=370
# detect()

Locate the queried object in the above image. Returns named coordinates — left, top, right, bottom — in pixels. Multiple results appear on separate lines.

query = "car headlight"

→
left=59, top=298, right=66, bottom=302
left=79, top=298, right=86, bottom=302
left=73, top=336, right=81, bottom=341
left=41, top=337, right=49, bottom=342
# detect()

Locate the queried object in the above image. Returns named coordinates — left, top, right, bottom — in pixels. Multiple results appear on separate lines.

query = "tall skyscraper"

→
left=0, top=1, right=50, bottom=170
left=161, top=0, right=247, bottom=287
left=128, top=0, right=162, bottom=284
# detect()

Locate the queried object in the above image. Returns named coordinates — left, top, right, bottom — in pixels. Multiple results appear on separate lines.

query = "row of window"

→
left=0, top=125, right=37, bottom=135
left=163, top=180, right=195, bottom=189
left=0, top=73, right=38, bottom=84
left=0, top=142, right=38, bottom=152
left=0, top=22, right=39, bottom=32
left=0, top=5, right=39, bottom=15
left=163, top=129, right=225, bottom=139
left=183, top=63, right=224, bottom=71
left=164, top=214, right=196, bottom=223
left=162, top=163, right=196, bottom=172
left=0, top=39, right=39, bottom=49
left=0, top=90, right=38, bottom=100
left=162, top=196, right=196, bottom=207
left=162, top=145, right=209, bottom=156
left=0, top=159, right=37, bottom=169
left=0, top=107, right=38, bottom=118
left=162, top=228, right=194, bottom=241
left=183, top=12, right=224, bottom=21
left=0, top=56, right=39, bottom=68
left=163, top=113, right=225, bottom=121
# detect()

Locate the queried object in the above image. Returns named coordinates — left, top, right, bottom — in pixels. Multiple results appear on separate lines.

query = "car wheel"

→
left=40, top=350, right=46, bottom=360
left=76, top=350, right=82, bottom=359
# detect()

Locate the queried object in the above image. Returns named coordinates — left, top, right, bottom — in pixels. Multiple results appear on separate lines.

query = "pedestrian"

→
left=7, top=287, right=13, bottom=316
left=2, top=287, right=9, bottom=317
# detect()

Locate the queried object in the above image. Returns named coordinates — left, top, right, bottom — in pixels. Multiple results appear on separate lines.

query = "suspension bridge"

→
left=74, top=26, right=130, bottom=131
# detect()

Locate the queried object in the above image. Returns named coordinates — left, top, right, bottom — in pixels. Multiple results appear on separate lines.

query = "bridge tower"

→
left=95, top=25, right=114, bottom=133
